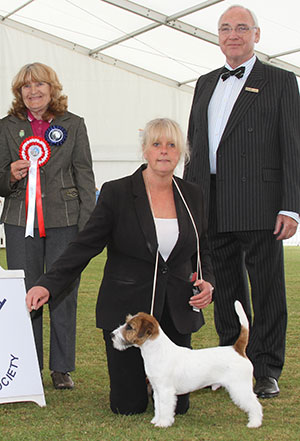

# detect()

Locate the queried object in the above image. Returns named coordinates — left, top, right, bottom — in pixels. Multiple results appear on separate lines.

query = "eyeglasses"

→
left=218, top=25, right=257, bottom=35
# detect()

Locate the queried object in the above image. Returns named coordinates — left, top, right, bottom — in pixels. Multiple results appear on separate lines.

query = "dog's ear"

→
left=126, top=314, right=133, bottom=322
left=137, top=318, right=155, bottom=339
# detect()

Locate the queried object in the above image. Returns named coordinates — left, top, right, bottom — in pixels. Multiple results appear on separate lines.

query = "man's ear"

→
left=254, top=27, right=260, bottom=44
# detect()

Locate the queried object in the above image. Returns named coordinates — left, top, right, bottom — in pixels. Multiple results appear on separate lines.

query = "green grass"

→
left=0, top=247, right=299, bottom=441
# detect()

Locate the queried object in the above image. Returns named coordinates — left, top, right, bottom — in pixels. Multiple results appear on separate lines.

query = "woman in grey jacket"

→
left=0, top=62, right=96, bottom=389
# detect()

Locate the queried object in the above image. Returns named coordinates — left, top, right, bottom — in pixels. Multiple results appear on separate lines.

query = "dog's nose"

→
left=110, top=331, right=115, bottom=339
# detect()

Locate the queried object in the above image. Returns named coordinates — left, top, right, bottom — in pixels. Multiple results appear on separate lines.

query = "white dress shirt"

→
left=208, top=55, right=256, bottom=174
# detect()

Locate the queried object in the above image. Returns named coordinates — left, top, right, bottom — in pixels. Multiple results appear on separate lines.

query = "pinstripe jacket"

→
left=0, top=111, right=96, bottom=230
left=184, top=59, right=300, bottom=232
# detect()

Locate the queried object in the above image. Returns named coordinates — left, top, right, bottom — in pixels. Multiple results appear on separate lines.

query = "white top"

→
left=154, top=218, right=179, bottom=261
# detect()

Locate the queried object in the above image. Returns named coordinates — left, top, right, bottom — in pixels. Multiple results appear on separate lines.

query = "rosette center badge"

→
left=29, top=145, right=42, bottom=158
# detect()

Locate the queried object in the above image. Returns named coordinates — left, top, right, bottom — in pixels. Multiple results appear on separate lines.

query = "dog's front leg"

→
left=151, top=385, right=177, bottom=428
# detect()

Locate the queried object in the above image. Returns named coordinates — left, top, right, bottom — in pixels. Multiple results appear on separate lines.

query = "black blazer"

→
left=184, top=59, right=300, bottom=232
left=37, top=165, right=215, bottom=333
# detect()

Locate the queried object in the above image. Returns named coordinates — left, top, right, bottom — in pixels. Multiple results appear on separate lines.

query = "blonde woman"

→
left=26, top=118, right=214, bottom=414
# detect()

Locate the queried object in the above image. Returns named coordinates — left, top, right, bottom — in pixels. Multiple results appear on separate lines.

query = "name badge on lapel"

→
left=245, top=87, right=259, bottom=93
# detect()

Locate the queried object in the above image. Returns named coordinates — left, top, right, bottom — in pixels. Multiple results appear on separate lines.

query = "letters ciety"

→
left=0, top=354, right=19, bottom=391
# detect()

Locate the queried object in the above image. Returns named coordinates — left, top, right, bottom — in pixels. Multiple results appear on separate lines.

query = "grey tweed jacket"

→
left=0, top=111, right=96, bottom=230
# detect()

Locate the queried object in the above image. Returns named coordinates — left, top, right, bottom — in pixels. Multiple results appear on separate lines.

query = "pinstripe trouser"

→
left=208, top=179, right=287, bottom=380
left=4, top=224, right=80, bottom=373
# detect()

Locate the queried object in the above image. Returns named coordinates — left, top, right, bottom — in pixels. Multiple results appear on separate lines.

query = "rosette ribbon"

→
left=19, top=136, right=51, bottom=238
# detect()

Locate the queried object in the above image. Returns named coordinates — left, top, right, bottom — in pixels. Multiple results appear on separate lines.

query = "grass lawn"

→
left=0, top=246, right=299, bottom=441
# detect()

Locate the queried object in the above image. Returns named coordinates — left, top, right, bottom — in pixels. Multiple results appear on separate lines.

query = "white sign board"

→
left=0, top=267, right=46, bottom=406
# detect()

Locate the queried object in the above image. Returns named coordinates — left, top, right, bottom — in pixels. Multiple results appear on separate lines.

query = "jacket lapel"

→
left=7, top=113, right=71, bottom=160
left=131, top=166, right=158, bottom=259
left=166, top=179, right=190, bottom=263
left=7, top=116, right=33, bottom=154
left=46, top=113, right=71, bottom=162
left=193, top=69, right=222, bottom=145
left=131, top=168, right=195, bottom=264
left=220, top=59, right=268, bottom=144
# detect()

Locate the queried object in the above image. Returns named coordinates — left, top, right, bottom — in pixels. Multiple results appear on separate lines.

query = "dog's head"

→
left=111, top=312, right=159, bottom=351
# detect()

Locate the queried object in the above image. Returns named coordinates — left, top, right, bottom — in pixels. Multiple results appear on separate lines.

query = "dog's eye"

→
left=126, top=323, right=133, bottom=331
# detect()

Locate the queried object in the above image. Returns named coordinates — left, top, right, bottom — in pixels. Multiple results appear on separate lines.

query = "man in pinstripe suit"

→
left=184, top=5, right=300, bottom=398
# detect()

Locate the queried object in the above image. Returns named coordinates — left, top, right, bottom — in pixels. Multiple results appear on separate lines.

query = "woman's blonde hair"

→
left=142, top=118, right=189, bottom=163
left=8, top=62, right=68, bottom=120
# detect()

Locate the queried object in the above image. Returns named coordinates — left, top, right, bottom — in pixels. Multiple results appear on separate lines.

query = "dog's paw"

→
left=151, top=416, right=158, bottom=425
left=211, top=383, right=221, bottom=391
left=247, top=418, right=262, bottom=428
left=152, top=417, right=174, bottom=428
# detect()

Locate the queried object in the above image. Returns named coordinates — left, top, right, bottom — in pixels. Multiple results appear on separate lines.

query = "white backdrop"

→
left=0, top=25, right=192, bottom=189
left=0, top=24, right=299, bottom=246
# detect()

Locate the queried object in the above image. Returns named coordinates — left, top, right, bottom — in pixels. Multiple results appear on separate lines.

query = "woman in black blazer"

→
left=26, top=118, right=215, bottom=415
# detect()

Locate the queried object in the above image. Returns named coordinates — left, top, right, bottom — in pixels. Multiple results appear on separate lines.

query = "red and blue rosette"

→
left=44, top=125, right=67, bottom=146
left=19, top=136, right=51, bottom=238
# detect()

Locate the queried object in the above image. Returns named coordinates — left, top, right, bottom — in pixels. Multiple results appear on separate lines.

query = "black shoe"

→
left=254, top=376, right=279, bottom=398
left=51, top=371, right=74, bottom=390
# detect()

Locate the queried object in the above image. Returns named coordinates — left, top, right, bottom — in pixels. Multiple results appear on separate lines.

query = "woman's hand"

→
left=189, top=279, right=214, bottom=310
left=10, top=160, right=31, bottom=183
left=26, top=286, right=50, bottom=312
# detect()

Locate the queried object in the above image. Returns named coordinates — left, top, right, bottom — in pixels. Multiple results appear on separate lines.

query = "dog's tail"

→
left=234, top=301, right=249, bottom=357
left=234, top=300, right=249, bottom=330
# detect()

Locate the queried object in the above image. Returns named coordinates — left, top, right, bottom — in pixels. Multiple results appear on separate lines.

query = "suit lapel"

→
left=131, top=166, right=158, bottom=259
left=166, top=179, right=190, bottom=263
left=194, top=69, right=222, bottom=144
left=6, top=113, right=71, bottom=161
left=7, top=116, right=33, bottom=155
left=220, top=59, right=268, bottom=143
left=131, top=168, right=192, bottom=264
left=46, top=113, right=71, bottom=162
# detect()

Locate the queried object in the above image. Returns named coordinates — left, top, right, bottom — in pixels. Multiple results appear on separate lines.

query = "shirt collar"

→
left=27, top=109, right=53, bottom=123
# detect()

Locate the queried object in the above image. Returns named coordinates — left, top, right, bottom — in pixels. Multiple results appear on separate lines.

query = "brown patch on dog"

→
left=121, top=312, right=159, bottom=346
left=233, top=325, right=249, bottom=358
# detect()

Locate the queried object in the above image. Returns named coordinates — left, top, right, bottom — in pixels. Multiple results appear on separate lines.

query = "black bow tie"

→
left=221, top=66, right=245, bottom=81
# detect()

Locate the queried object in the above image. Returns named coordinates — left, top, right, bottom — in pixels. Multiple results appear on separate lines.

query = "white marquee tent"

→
left=0, top=0, right=299, bottom=244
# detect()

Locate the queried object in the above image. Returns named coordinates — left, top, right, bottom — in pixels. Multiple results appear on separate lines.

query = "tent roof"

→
left=1, top=0, right=300, bottom=91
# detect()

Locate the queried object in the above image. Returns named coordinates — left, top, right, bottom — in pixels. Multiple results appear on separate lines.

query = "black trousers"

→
left=103, top=302, right=191, bottom=415
left=208, top=177, right=287, bottom=380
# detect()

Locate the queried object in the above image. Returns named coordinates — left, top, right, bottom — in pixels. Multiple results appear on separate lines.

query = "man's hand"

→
left=274, top=214, right=298, bottom=241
